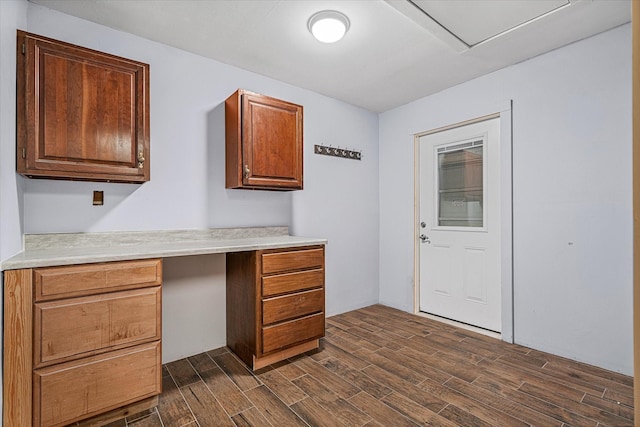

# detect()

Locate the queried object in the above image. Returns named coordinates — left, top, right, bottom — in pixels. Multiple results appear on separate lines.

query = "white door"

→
left=418, top=118, right=501, bottom=332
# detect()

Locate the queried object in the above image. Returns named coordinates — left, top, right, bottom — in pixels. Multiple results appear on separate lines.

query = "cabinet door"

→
left=242, top=92, right=302, bottom=189
left=17, top=31, right=150, bottom=183
left=225, top=90, right=303, bottom=190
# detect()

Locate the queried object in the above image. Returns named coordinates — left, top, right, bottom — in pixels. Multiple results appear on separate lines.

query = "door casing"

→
left=413, top=108, right=514, bottom=342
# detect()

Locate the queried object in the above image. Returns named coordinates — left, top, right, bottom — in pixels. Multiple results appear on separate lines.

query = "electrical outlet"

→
left=93, top=191, right=104, bottom=206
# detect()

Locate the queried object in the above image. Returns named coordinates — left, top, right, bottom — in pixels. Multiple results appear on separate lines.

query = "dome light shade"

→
left=308, top=10, right=350, bottom=43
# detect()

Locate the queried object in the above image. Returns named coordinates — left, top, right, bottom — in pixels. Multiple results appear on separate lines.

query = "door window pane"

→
left=437, top=141, right=483, bottom=227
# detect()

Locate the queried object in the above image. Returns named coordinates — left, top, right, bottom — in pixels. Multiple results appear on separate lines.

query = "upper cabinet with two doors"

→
left=17, top=31, right=150, bottom=183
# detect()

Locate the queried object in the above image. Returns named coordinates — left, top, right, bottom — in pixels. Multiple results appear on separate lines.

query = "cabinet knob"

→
left=137, top=152, right=145, bottom=169
left=244, top=165, right=250, bottom=179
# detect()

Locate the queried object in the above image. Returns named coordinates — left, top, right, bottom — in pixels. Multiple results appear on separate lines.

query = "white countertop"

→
left=1, top=227, right=327, bottom=270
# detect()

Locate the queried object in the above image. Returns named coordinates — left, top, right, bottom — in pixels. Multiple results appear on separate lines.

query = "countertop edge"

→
left=1, top=231, right=327, bottom=271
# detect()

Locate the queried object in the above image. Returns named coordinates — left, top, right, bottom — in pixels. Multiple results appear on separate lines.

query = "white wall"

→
left=8, top=3, right=380, bottom=362
left=379, top=24, right=633, bottom=374
left=0, top=1, right=28, bottom=423
left=1, top=0, right=26, bottom=264
left=3, top=0, right=629, bottom=382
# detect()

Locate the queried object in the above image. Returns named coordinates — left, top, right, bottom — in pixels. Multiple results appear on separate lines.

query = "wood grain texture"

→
left=292, top=373, right=371, bottom=425
left=290, top=397, right=344, bottom=427
left=226, top=250, right=259, bottom=368
left=127, top=304, right=634, bottom=426
left=212, top=351, right=262, bottom=392
left=261, top=247, right=324, bottom=275
left=231, top=406, right=271, bottom=427
left=200, top=364, right=253, bottom=416
left=225, top=89, right=242, bottom=189
left=34, top=341, right=161, bottom=427
left=76, top=396, right=158, bottom=427
left=3, top=269, right=33, bottom=427
left=244, top=385, right=308, bottom=426
left=253, top=340, right=319, bottom=371
left=243, top=92, right=302, bottom=186
left=228, top=246, right=325, bottom=370
left=262, top=288, right=324, bottom=325
left=34, top=286, right=161, bottom=367
left=34, top=259, right=162, bottom=301
left=164, top=357, right=200, bottom=388
left=181, top=381, right=235, bottom=427
left=257, top=368, right=307, bottom=405
left=262, top=313, right=325, bottom=354
left=262, top=268, right=324, bottom=297
left=4, top=260, right=163, bottom=426
left=225, top=89, right=303, bottom=190
left=17, top=30, right=150, bottom=183
left=152, top=369, right=194, bottom=426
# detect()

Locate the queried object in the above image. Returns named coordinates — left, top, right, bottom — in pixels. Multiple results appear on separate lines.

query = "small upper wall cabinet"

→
left=225, top=89, right=303, bottom=191
left=16, top=31, right=150, bottom=183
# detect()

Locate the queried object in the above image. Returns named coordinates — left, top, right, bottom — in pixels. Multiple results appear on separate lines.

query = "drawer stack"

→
left=31, top=259, right=162, bottom=427
left=227, top=245, right=325, bottom=370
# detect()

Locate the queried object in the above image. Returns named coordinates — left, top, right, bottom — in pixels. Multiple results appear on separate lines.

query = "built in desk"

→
left=2, top=227, right=327, bottom=426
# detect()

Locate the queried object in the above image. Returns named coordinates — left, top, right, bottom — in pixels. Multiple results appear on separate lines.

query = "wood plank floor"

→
left=107, top=304, right=634, bottom=427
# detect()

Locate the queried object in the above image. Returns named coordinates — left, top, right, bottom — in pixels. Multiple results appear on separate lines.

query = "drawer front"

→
left=34, top=287, right=161, bottom=367
left=34, top=341, right=161, bottom=427
left=261, top=247, right=324, bottom=275
left=34, top=259, right=162, bottom=301
left=262, top=312, right=324, bottom=354
left=262, top=269, right=324, bottom=297
left=262, top=288, right=324, bottom=325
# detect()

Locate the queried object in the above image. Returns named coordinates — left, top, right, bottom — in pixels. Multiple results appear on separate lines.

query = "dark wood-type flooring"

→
left=106, top=304, right=634, bottom=426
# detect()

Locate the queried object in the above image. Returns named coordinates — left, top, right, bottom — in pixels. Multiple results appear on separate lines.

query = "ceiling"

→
left=29, top=0, right=631, bottom=113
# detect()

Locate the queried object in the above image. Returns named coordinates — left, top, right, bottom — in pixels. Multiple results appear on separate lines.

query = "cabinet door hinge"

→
left=21, top=43, right=25, bottom=55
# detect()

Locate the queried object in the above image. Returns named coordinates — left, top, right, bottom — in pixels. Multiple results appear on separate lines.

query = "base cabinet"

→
left=226, top=246, right=325, bottom=370
left=3, top=259, right=162, bottom=427
left=2, top=242, right=326, bottom=424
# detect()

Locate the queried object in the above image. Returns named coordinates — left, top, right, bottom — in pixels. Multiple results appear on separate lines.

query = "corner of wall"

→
left=0, top=1, right=28, bottom=423
left=1, top=0, right=27, bottom=263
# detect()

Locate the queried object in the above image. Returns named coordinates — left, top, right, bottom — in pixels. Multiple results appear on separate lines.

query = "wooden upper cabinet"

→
left=16, top=31, right=150, bottom=183
left=225, top=89, right=303, bottom=190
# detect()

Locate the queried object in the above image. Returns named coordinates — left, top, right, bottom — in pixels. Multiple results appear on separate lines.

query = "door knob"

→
left=420, top=234, right=430, bottom=244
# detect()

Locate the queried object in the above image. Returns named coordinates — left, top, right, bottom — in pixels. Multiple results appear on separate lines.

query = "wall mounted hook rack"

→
left=314, top=144, right=361, bottom=160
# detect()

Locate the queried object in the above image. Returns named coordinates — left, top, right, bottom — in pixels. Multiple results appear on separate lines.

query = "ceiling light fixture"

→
left=308, top=10, right=350, bottom=43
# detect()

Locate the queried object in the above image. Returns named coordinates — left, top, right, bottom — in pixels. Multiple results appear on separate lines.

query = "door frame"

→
left=631, top=0, right=638, bottom=419
left=413, top=107, right=514, bottom=342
